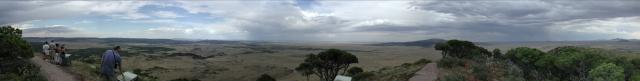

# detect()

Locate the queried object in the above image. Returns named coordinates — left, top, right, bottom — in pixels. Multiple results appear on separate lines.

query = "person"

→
left=48, top=40, right=56, bottom=63
left=42, top=42, right=50, bottom=60
left=101, top=46, right=122, bottom=81
left=53, top=44, right=61, bottom=65
left=59, top=45, right=67, bottom=66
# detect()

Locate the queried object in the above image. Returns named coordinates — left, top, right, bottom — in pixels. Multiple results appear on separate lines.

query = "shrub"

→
left=438, top=57, right=465, bottom=68
left=0, top=26, right=44, bottom=81
left=442, top=74, right=466, bottom=81
left=352, top=72, right=374, bottom=81
left=631, top=74, right=640, bottom=81
left=170, top=78, right=201, bottom=81
left=257, top=74, right=276, bottom=81
left=347, top=67, right=364, bottom=76
left=589, top=63, right=624, bottom=81
left=472, top=63, right=489, bottom=81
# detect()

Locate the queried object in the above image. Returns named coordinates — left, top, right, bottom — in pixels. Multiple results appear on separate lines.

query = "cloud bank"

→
left=2, top=0, right=640, bottom=42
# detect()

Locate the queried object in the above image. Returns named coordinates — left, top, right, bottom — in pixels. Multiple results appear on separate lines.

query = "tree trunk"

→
left=342, top=64, right=350, bottom=75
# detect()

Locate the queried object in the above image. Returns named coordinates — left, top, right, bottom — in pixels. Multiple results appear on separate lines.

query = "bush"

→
left=0, top=26, right=44, bottom=81
left=631, top=74, right=640, bottom=81
left=471, top=63, right=489, bottom=81
left=438, top=57, right=465, bottom=68
left=170, top=78, right=201, bottom=81
left=442, top=74, right=466, bottom=81
left=415, top=58, right=432, bottom=64
left=352, top=72, right=375, bottom=81
left=0, top=60, right=46, bottom=81
left=589, top=63, right=624, bottom=81
left=347, top=67, right=364, bottom=76
left=257, top=74, right=276, bottom=81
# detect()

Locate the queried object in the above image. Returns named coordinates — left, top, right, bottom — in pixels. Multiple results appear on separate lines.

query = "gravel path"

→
left=31, top=56, right=79, bottom=81
left=409, top=63, right=438, bottom=81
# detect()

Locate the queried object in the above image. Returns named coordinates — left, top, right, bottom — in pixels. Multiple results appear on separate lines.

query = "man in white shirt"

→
left=49, top=40, right=56, bottom=63
left=42, top=42, right=50, bottom=60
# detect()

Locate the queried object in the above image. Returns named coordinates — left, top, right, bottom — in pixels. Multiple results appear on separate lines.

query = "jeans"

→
left=102, top=74, right=116, bottom=81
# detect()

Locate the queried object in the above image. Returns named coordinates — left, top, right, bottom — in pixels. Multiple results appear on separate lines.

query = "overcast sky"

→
left=2, top=0, right=639, bottom=42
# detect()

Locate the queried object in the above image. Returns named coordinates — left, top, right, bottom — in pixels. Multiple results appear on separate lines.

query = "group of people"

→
left=41, top=40, right=124, bottom=81
left=41, top=40, right=68, bottom=66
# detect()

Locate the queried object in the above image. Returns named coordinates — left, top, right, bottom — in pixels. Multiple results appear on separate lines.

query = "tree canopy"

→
left=434, top=39, right=491, bottom=59
left=296, top=49, right=359, bottom=81
left=589, top=63, right=625, bottom=81
left=0, top=26, right=33, bottom=61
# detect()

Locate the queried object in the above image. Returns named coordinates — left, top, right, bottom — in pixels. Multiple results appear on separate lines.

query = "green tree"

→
left=347, top=67, right=363, bottom=76
left=0, top=26, right=33, bottom=61
left=549, top=46, right=607, bottom=81
left=505, top=47, right=545, bottom=80
left=632, top=58, right=640, bottom=69
left=0, top=26, right=43, bottom=81
left=296, top=49, right=359, bottom=81
left=257, top=74, right=276, bottom=81
left=434, top=40, right=489, bottom=59
left=589, top=63, right=624, bottom=81
left=434, top=42, right=450, bottom=58
left=295, top=62, right=314, bottom=81
left=492, top=49, right=502, bottom=59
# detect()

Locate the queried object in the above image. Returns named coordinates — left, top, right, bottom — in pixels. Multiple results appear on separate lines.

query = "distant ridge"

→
left=373, top=38, right=447, bottom=47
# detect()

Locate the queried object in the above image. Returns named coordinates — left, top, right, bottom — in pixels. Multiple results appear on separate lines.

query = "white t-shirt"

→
left=42, top=44, right=50, bottom=53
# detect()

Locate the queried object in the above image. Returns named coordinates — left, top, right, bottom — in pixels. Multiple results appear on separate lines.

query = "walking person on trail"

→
left=42, top=41, right=50, bottom=60
left=101, top=46, right=122, bottom=81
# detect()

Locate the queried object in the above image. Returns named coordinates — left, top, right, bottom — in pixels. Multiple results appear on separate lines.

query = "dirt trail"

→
left=409, top=63, right=438, bottom=81
left=30, top=56, right=79, bottom=81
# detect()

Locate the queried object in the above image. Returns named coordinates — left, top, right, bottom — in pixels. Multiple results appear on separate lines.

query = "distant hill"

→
left=373, top=38, right=447, bottom=47
left=610, top=38, right=640, bottom=42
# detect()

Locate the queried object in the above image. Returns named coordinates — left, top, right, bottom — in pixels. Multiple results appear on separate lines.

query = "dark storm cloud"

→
left=403, top=0, right=640, bottom=41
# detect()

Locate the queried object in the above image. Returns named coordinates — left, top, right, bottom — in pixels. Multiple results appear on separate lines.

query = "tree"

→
left=347, top=67, right=363, bottom=76
left=296, top=49, right=359, bottom=81
left=434, top=42, right=450, bottom=58
left=549, top=46, right=607, bottom=81
left=589, top=63, right=624, bottom=81
left=257, top=74, right=276, bottom=81
left=492, top=49, right=502, bottom=59
left=632, top=58, right=640, bottom=69
left=505, top=47, right=545, bottom=80
left=295, top=62, right=314, bottom=81
left=0, top=26, right=33, bottom=61
left=434, top=40, right=489, bottom=59
left=340, top=52, right=358, bottom=75
left=0, top=26, right=42, bottom=81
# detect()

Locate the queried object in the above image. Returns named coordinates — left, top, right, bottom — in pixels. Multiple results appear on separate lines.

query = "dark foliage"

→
left=0, top=26, right=44, bottom=81
left=347, top=67, right=364, bottom=76
left=170, top=78, right=201, bottom=81
left=296, top=49, right=359, bottom=81
left=257, top=74, right=276, bottom=81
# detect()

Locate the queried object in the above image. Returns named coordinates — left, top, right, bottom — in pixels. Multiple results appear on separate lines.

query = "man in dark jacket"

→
left=101, top=46, right=122, bottom=81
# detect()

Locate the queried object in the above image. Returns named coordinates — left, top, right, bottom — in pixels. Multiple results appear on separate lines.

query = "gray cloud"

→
left=402, top=0, right=640, bottom=41
left=4, top=0, right=640, bottom=42
left=23, top=25, right=79, bottom=34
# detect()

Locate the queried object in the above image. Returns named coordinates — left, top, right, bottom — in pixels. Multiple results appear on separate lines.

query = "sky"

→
left=1, top=0, right=640, bottom=42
